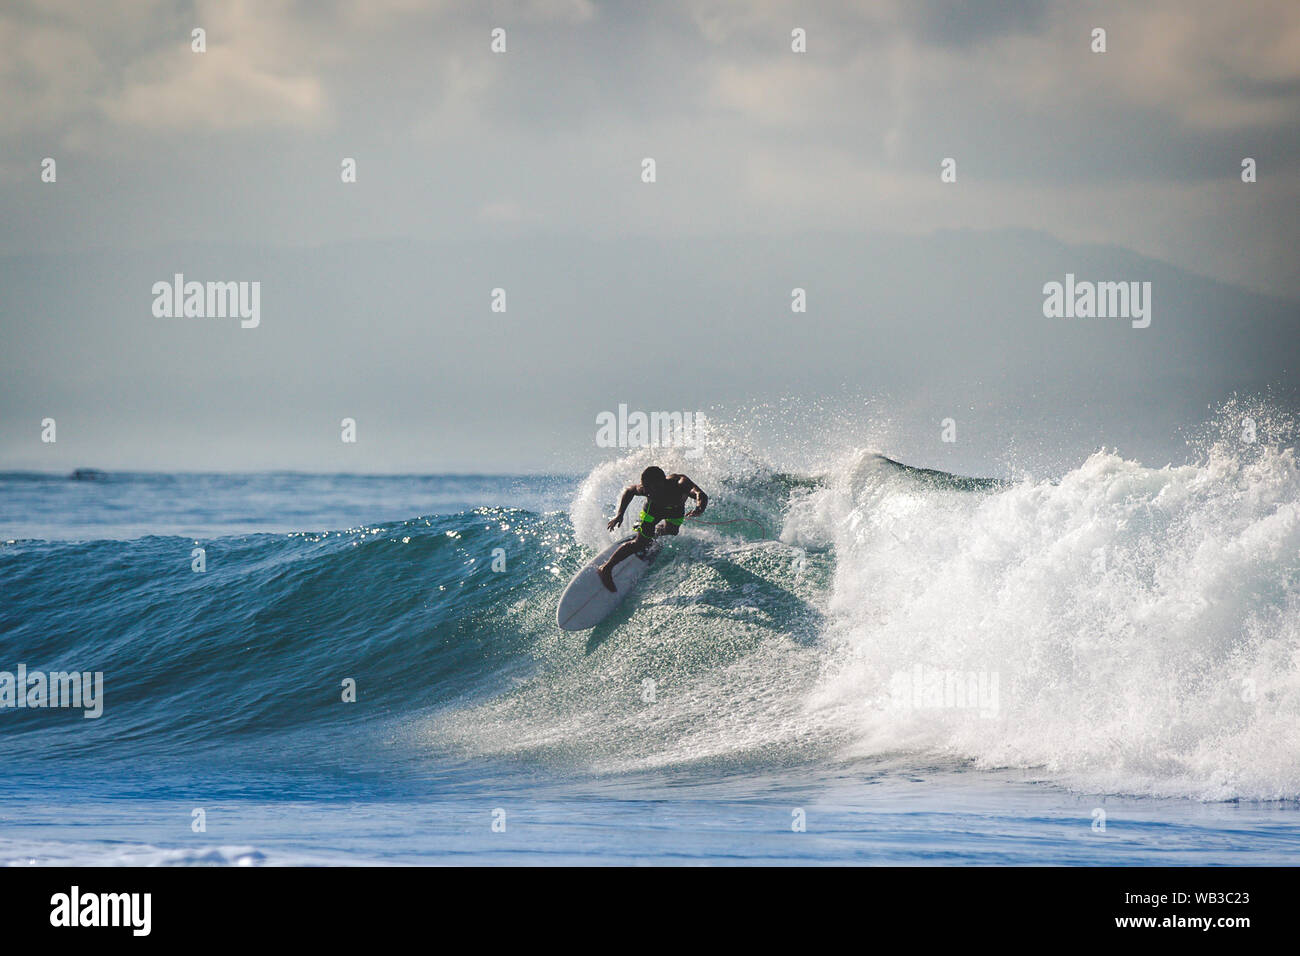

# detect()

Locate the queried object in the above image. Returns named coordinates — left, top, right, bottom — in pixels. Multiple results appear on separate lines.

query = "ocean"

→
left=2, top=441, right=1298, bottom=865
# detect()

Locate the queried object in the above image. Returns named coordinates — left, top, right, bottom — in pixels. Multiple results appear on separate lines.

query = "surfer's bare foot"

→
left=597, top=564, right=617, bottom=592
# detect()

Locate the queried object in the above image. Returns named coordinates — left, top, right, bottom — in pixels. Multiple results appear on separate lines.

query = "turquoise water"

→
left=2, top=464, right=1298, bottom=865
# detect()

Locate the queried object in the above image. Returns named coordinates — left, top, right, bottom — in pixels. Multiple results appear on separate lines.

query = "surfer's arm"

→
left=606, top=484, right=640, bottom=531
left=684, top=479, right=708, bottom=518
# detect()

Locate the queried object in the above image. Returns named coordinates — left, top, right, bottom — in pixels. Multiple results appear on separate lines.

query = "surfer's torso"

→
left=640, top=474, right=691, bottom=520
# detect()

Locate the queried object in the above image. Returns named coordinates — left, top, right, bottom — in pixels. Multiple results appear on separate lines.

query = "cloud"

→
left=1091, top=0, right=1300, bottom=130
left=103, top=44, right=327, bottom=131
left=0, top=12, right=108, bottom=134
left=0, top=0, right=1297, bottom=297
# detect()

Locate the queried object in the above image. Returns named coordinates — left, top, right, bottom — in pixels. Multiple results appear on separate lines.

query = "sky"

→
left=1, top=0, right=1297, bottom=474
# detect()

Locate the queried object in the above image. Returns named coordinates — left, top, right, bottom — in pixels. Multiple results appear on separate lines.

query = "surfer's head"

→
left=641, top=466, right=666, bottom=493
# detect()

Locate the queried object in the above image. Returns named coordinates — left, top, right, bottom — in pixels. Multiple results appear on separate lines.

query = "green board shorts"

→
left=635, top=508, right=685, bottom=540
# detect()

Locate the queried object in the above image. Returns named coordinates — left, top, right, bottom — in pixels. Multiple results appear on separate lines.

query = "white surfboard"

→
left=556, top=535, right=658, bottom=630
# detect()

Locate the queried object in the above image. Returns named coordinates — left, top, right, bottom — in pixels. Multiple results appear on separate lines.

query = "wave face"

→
left=0, top=508, right=578, bottom=762
left=2, top=422, right=1298, bottom=801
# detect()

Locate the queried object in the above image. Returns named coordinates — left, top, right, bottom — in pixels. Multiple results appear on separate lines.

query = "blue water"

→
left=2, top=466, right=1298, bottom=865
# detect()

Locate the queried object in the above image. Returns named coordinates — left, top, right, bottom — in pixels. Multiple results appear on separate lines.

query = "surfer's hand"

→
left=687, top=506, right=704, bottom=519
left=606, top=516, right=622, bottom=531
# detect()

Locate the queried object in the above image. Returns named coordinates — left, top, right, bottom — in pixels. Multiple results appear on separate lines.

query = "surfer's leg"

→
left=596, top=529, right=652, bottom=591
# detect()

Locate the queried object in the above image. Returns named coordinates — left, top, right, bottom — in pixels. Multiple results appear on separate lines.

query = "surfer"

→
left=596, top=466, right=708, bottom=592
